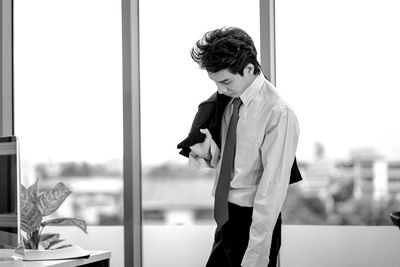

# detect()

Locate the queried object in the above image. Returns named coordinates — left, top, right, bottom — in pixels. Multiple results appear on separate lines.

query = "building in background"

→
left=30, top=146, right=400, bottom=226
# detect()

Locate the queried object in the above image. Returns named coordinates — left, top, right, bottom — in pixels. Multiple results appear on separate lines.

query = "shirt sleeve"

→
left=188, top=139, right=221, bottom=169
left=241, top=107, right=300, bottom=267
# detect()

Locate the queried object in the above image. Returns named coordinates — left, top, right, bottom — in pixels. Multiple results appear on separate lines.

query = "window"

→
left=139, top=0, right=260, bottom=226
left=14, top=0, right=123, bottom=225
left=139, top=0, right=260, bottom=266
left=277, top=0, right=400, bottom=225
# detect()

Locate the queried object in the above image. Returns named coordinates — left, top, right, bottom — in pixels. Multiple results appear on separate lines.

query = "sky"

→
left=13, top=0, right=400, bottom=168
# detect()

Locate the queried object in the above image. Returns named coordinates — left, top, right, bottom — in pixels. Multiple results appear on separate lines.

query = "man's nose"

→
left=217, top=84, right=226, bottom=94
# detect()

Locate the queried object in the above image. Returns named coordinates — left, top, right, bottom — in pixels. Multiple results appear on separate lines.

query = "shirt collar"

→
left=239, top=73, right=266, bottom=107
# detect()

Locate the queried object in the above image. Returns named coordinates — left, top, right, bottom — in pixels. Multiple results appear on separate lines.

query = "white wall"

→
left=49, top=225, right=400, bottom=267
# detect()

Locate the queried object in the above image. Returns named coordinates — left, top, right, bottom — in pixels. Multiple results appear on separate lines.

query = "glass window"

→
left=140, top=0, right=260, bottom=223
left=139, top=0, right=259, bottom=265
left=14, top=0, right=123, bottom=225
left=277, top=0, right=400, bottom=225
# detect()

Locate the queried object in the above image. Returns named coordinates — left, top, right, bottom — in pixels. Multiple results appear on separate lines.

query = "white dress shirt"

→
left=189, top=73, right=300, bottom=267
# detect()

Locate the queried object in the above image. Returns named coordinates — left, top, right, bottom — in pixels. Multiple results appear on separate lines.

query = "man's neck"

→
left=241, top=74, right=258, bottom=94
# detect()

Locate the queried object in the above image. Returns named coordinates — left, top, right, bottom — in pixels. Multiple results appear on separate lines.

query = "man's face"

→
left=207, top=65, right=255, bottom=98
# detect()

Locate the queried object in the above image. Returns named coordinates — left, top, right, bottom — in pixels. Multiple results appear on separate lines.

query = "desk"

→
left=0, top=251, right=110, bottom=267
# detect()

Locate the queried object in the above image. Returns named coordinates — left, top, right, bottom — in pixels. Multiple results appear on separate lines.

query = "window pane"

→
left=14, top=1, right=123, bottom=264
left=277, top=0, right=400, bottom=225
left=15, top=0, right=123, bottom=224
left=139, top=0, right=259, bottom=265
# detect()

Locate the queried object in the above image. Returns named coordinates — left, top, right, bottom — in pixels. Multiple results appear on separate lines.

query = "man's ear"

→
left=245, top=64, right=255, bottom=75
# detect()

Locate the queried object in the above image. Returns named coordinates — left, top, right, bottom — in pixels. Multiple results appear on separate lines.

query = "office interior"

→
left=2, top=0, right=400, bottom=266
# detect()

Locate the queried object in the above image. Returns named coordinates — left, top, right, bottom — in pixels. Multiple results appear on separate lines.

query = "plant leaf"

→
left=27, top=179, right=39, bottom=204
left=52, top=244, right=72, bottom=250
left=23, top=233, right=38, bottom=249
left=20, top=185, right=42, bottom=233
left=48, top=239, right=66, bottom=250
left=28, top=239, right=36, bottom=249
left=41, top=217, right=88, bottom=234
left=39, top=233, right=59, bottom=242
left=23, top=236, right=32, bottom=249
left=37, top=183, right=71, bottom=216
left=39, top=233, right=60, bottom=249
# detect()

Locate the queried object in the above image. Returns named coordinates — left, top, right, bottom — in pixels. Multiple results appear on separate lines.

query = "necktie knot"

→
left=232, top=97, right=242, bottom=111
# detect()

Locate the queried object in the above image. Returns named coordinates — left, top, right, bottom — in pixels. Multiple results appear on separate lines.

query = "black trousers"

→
left=206, top=202, right=282, bottom=267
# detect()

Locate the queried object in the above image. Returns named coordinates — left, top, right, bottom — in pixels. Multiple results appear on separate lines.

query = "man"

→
left=188, top=27, right=300, bottom=267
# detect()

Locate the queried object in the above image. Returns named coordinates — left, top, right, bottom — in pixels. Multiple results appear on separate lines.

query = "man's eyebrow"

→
left=216, top=78, right=231, bottom=83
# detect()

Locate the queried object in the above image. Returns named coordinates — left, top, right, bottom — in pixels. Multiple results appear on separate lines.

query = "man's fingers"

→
left=200, top=128, right=211, bottom=139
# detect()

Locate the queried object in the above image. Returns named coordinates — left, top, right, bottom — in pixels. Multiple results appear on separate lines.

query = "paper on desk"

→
left=15, top=245, right=90, bottom=261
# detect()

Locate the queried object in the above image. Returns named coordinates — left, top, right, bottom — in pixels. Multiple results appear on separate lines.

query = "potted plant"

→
left=20, top=180, right=87, bottom=250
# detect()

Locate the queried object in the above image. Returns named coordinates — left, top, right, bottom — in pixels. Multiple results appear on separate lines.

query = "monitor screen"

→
left=0, top=136, right=20, bottom=249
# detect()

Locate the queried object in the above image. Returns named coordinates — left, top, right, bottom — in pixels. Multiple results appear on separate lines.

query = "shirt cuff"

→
left=241, top=249, right=270, bottom=267
left=241, top=230, right=272, bottom=267
left=188, top=154, right=211, bottom=169
left=209, top=139, right=220, bottom=168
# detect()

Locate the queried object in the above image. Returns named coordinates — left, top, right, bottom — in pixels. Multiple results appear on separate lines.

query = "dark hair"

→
left=191, top=27, right=261, bottom=75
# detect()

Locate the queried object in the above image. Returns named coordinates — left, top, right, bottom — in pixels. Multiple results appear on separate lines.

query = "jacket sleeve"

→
left=177, top=94, right=219, bottom=157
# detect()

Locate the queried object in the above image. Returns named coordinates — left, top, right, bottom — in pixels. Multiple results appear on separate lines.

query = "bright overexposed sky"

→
left=13, top=0, right=400, bottom=167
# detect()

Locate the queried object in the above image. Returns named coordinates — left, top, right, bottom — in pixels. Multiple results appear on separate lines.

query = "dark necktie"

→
left=214, top=97, right=242, bottom=229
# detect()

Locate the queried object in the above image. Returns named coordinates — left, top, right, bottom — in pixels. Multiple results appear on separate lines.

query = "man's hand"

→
left=189, top=128, right=212, bottom=160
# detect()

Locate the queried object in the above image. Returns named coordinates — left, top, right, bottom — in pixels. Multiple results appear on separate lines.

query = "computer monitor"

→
left=0, top=136, right=21, bottom=250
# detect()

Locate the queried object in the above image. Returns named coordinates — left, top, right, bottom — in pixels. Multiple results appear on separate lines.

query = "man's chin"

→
left=223, top=92, right=236, bottom=98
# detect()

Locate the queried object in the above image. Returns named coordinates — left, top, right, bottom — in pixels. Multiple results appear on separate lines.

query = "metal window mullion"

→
left=260, top=0, right=276, bottom=86
left=1, top=0, right=13, bottom=137
left=122, top=0, right=142, bottom=267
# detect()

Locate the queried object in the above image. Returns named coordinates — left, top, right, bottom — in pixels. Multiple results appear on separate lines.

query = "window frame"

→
left=0, top=0, right=13, bottom=137
left=121, top=0, right=142, bottom=266
left=260, top=0, right=276, bottom=86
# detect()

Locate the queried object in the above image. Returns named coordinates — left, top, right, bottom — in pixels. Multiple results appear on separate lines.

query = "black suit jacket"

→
left=177, top=92, right=302, bottom=184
